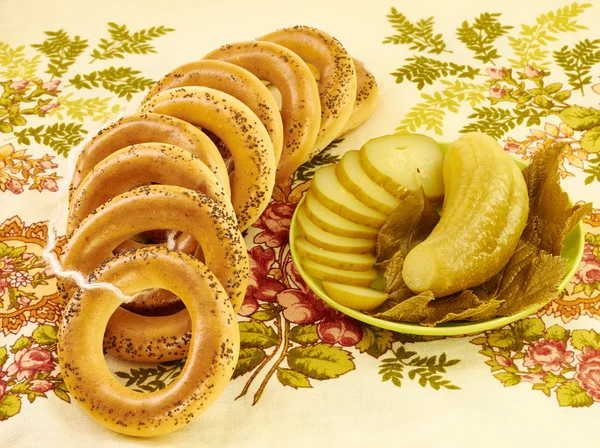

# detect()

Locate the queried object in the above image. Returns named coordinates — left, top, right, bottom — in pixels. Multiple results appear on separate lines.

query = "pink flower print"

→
left=8, top=271, right=31, bottom=288
left=17, top=296, right=31, bottom=307
left=488, top=87, right=506, bottom=99
left=21, top=253, right=33, bottom=261
left=6, top=179, right=24, bottom=194
left=575, top=346, right=600, bottom=401
left=523, top=339, right=574, bottom=372
left=486, top=68, right=506, bottom=80
left=0, top=277, right=8, bottom=296
left=0, top=256, right=15, bottom=274
left=10, top=80, right=29, bottom=91
left=317, top=315, right=363, bottom=346
left=245, top=246, right=285, bottom=304
left=253, top=201, right=295, bottom=248
left=575, top=255, right=600, bottom=285
left=42, top=80, right=61, bottom=92
left=239, top=295, right=259, bottom=317
left=6, top=347, right=55, bottom=381
left=40, top=177, right=58, bottom=192
left=524, top=64, right=542, bottom=78
left=39, top=103, right=60, bottom=114
left=38, top=159, right=58, bottom=170
left=521, top=372, right=546, bottom=385
left=0, top=379, right=6, bottom=400
left=495, top=354, right=512, bottom=367
left=29, top=379, right=54, bottom=393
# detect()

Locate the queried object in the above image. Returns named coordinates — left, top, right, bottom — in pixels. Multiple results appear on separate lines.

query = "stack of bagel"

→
left=56, top=26, right=378, bottom=437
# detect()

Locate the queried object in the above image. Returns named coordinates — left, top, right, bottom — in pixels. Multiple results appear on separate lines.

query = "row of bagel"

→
left=56, top=26, right=378, bottom=436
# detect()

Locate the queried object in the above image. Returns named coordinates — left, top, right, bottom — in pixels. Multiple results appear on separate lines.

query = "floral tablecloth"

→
left=1, top=0, right=600, bottom=446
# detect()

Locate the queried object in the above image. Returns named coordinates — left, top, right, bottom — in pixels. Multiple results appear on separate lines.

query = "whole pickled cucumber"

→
left=402, top=133, right=529, bottom=297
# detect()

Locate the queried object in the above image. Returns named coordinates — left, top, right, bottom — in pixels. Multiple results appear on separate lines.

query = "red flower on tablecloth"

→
left=575, top=245, right=600, bottom=284
left=318, top=315, right=363, bottom=346
left=276, top=259, right=329, bottom=324
left=6, top=347, right=54, bottom=381
left=523, top=339, right=575, bottom=372
left=240, top=246, right=286, bottom=316
left=253, top=201, right=295, bottom=248
left=29, top=379, right=54, bottom=393
left=575, top=347, right=600, bottom=401
left=521, top=372, right=546, bottom=385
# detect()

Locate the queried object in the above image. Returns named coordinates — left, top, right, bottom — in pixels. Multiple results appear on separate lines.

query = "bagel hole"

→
left=122, top=288, right=186, bottom=316
left=201, top=128, right=235, bottom=175
left=265, top=84, right=282, bottom=112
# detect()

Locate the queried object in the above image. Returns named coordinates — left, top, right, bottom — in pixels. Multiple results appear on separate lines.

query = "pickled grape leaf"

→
left=522, top=142, right=593, bottom=256
left=424, top=291, right=502, bottom=325
left=374, top=141, right=590, bottom=326
left=373, top=291, right=435, bottom=322
left=489, top=240, right=568, bottom=316
left=375, top=189, right=439, bottom=264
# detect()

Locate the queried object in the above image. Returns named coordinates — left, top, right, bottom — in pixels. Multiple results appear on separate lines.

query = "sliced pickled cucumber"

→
left=302, top=259, right=378, bottom=287
left=322, top=281, right=388, bottom=311
left=311, top=164, right=387, bottom=228
left=295, top=236, right=376, bottom=271
left=304, top=190, right=379, bottom=239
left=297, top=205, right=376, bottom=254
left=336, top=150, right=402, bottom=215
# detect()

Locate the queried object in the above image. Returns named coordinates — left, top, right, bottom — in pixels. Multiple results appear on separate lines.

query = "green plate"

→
left=288, top=155, right=586, bottom=336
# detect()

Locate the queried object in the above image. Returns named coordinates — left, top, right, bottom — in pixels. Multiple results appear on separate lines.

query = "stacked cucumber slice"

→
left=295, top=133, right=445, bottom=310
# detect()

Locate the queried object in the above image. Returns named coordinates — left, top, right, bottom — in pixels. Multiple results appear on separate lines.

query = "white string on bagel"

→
left=41, top=104, right=144, bottom=305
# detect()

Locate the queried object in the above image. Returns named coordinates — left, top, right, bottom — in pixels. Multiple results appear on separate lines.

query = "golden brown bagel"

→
left=68, top=143, right=234, bottom=234
left=58, top=246, right=239, bottom=437
left=204, top=41, right=321, bottom=183
left=139, top=87, right=276, bottom=231
left=69, top=113, right=230, bottom=201
left=143, top=59, right=283, bottom=164
left=259, top=26, right=357, bottom=159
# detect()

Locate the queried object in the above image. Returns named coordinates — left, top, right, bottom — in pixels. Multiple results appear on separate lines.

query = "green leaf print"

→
left=383, top=8, right=448, bottom=54
left=487, top=329, right=523, bottom=351
left=379, top=346, right=460, bottom=390
left=31, top=30, right=89, bottom=79
left=581, top=127, right=600, bottom=153
left=288, top=324, right=320, bottom=346
left=0, top=395, right=21, bottom=421
left=355, top=326, right=394, bottom=358
left=233, top=348, right=267, bottom=379
left=514, top=318, right=545, bottom=342
left=10, top=336, right=32, bottom=354
left=545, top=324, right=571, bottom=341
left=90, top=23, right=175, bottom=62
left=583, top=154, right=600, bottom=184
left=456, top=13, right=512, bottom=64
left=553, top=39, right=600, bottom=94
left=52, top=93, right=122, bottom=123
left=508, top=3, right=591, bottom=70
left=570, top=329, right=600, bottom=350
left=277, top=368, right=312, bottom=389
left=558, top=105, right=600, bottom=130
left=32, top=325, right=58, bottom=345
left=397, top=80, right=486, bottom=136
left=239, top=321, right=279, bottom=349
left=287, top=344, right=354, bottom=380
left=0, top=42, right=41, bottom=80
left=0, top=347, right=8, bottom=367
left=494, top=372, right=521, bottom=387
left=13, top=123, right=88, bottom=156
left=556, top=382, right=594, bottom=407
left=69, top=67, right=155, bottom=101
left=390, top=57, right=479, bottom=89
